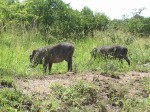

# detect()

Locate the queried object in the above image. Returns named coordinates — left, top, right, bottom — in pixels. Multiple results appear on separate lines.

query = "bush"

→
left=0, top=88, right=32, bottom=111
left=50, top=81, right=98, bottom=111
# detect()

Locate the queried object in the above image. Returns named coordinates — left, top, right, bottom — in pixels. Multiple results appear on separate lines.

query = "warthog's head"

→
left=90, top=48, right=97, bottom=59
left=30, top=50, right=41, bottom=67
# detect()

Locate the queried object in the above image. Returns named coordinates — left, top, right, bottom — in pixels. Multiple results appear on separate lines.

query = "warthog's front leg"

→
left=43, top=63, right=47, bottom=73
left=119, top=58, right=123, bottom=64
left=42, top=57, right=48, bottom=73
left=48, top=63, right=52, bottom=74
left=67, top=58, right=72, bottom=72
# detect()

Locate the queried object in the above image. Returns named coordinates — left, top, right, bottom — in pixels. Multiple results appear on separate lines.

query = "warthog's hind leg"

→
left=124, top=56, right=130, bottom=65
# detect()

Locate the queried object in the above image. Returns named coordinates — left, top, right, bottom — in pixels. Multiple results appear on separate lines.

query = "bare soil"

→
left=15, top=71, right=150, bottom=100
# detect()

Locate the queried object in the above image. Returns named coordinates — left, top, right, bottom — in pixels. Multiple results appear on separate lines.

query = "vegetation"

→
left=0, top=76, right=15, bottom=87
left=0, top=88, right=32, bottom=111
left=0, top=0, right=150, bottom=111
left=48, top=81, right=98, bottom=111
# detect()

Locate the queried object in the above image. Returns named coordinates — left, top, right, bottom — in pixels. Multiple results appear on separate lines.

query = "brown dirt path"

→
left=15, top=71, right=150, bottom=100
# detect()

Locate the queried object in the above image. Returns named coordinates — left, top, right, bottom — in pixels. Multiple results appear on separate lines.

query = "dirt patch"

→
left=15, top=71, right=150, bottom=100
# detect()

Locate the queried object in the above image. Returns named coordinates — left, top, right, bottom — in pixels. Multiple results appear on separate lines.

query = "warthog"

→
left=30, top=42, right=75, bottom=73
left=90, top=45, right=130, bottom=65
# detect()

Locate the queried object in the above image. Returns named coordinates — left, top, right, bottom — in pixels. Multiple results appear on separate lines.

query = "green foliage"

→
left=1, top=0, right=150, bottom=37
left=95, top=12, right=109, bottom=31
left=0, top=33, right=45, bottom=76
left=0, top=88, right=32, bottom=111
left=0, top=1, right=150, bottom=111
left=50, top=81, right=98, bottom=111
left=0, top=31, right=149, bottom=76
left=128, top=17, right=144, bottom=34
left=140, top=17, right=150, bottom=36
left=127, top=16, right=150, bottom=36
left=122, top=98, right=150, bottom=112
left=0, top=76, right=15, bottom=87
left=0, top=0, right=109, bottom=39
left=120, top=72, right=150, bottom=112
left=144, top=78, right=150, bottom=93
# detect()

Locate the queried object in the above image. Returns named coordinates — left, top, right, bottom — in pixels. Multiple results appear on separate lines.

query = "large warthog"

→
left=30, top=42, right=75, bottom=73
left=90, top=45, right=130, bottom=65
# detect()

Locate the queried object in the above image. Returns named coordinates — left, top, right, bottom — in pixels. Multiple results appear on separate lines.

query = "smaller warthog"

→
left=30, top=42, right=74, bottom=73
left=90, top=45, right=130, bottom=65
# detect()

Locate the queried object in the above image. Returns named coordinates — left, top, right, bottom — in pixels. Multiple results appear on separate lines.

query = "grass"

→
left=49, top=81, right=98, bottom=111
left=0, top=30, right=150, bottom=77
left=121, top=97, right=150, bottom=112
left=0, top=76, right=15, bottom=88
left=0, top=30, right=150, bottom=111
left=120, top=77, right=150, bottom=112
left=0, top=88, right=32, bottom=111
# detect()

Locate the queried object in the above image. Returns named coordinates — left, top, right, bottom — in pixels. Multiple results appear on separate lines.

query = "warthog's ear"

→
left=90, top=48, right=97, bottom=56
left=93, top=48, right=97, bottom=51
left=30, top=50, right=39, bottom=59
left=91, top=48, right=97, bottom=53
left=31, top=50, right=38, bottom=56
left=32, top=50, right=37, bottom=54
left=30, top=50, right=36, bottom=59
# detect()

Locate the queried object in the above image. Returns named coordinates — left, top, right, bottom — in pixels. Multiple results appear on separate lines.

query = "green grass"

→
left=0, top=76, right=15, bottom=87
left=0, top=88, right=32, bottom=111
left=0, top=30, right=150, bottom=77
left=49, top=81, right=98, bottom=112
left=0, top=24, right=150, bottom=112
left=120, top=77, right=150, bottom=112
left=122, top=96, right=150, bottom=112
left=0, top=30, right=150, bottom=111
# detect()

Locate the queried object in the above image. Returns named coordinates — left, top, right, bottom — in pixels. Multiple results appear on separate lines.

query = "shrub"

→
left=50, top=81, right=98, bottom=111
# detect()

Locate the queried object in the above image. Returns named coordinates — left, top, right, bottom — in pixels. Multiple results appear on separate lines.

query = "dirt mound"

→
left=16, top=71, right=150, bottom=100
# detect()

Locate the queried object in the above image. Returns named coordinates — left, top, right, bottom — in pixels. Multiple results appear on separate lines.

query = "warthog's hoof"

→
left=48, top=73, right=53, bottom=75
left=66, top=72, right=75, bottom=76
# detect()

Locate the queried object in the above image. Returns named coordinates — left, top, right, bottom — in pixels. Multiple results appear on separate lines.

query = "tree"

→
left=94, top=12, right=109, bottom=31
left=128, top=8, right=150, bottom=36
left=81, top=6, right=94, bottom=37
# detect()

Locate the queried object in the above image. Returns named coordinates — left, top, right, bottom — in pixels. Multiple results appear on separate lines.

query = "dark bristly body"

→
left=30, top=42, right=75, bottom=73
left=91, top=45, right=130, bottom=65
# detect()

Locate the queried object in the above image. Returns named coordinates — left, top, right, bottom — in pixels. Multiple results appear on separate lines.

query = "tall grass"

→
left=0, top=30, right=150, bottom=77
left=0, top=30, right=150, bottom=111
left=0, top=33, right=45, bottom=76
